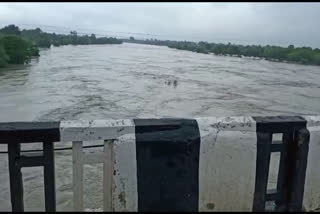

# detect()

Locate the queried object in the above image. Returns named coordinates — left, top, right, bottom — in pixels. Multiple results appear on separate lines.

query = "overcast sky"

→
left=0, top=2, right=320, bottom=48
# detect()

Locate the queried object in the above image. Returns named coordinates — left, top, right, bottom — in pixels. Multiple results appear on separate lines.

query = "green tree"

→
left=288, top=44, right=294, bottom=49
left=90, top=34, right=96, bottom=42
left=0, top=24, right=21, bottom=35
left=0, top=44, right=9, bottom=67
left=70, top=31, right=78, bottom=45
left=37, top=37, right=51, bottom=48
left=0, top=35, right=36, bottom=64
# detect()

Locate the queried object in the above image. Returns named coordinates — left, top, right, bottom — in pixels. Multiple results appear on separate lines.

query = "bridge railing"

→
left=0, top=116, right=319, bottom=212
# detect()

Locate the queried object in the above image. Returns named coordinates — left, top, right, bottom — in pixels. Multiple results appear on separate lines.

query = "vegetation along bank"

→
left=0, top=24, right=122, bottom=68
left=1, top=24, right=320, bottom=68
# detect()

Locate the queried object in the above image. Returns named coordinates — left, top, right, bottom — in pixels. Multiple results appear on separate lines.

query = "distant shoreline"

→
left=123, top=39, right=320, bottom=67
left=0, top=24, right=123, bottom=68
left=1, top=24, right=320, bottom=68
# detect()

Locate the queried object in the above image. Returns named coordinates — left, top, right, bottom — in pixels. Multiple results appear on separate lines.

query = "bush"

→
left=312, top=54, right=320, bottom=65
left=0, top=35, right=38, bottom=64
left=0, top=44, right=9, bottom=67
left=37, top=38, right=51, bottom=48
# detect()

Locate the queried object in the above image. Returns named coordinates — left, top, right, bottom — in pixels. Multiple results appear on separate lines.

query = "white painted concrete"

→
left=303, top=116, right=320, bottom=211
left=71, top=139, right=116, bottom=211
left=72, top=141, right=84, bottom=211
left=112, top=133, right=138, bottom=211
left=60, top=119, right=135, bottom=142
left=196, top=116, right=257, bottom=211
left=103, top=139, right=114, bottom=211
left=60, top=116, right=319, bottom=211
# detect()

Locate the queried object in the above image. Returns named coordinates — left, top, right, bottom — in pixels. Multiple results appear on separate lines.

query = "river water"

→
left=0, top=43, right=320, bottom=211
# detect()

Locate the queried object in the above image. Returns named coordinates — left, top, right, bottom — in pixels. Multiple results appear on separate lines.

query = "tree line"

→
left=125, top=37, right=320, bottom=66
left=0, top=24, right=123, bottom=68
left=1, top=24, right=320, bottom=68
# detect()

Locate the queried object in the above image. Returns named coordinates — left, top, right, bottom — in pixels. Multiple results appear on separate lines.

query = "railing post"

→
left=252, top=132, right=272, bottom=211
left=1, top=121, right=60, bottom=211
left=275, top=132, right=292, bottom=211
left=103, top=139, right=114, bottom=211
left=8, top=141, right=57, bottom=212
left=43, top=142, right=56, bottom=212
left=72, top=141, right=84, bottom=211
left=8, top=143, right=24, bottom=212
left=72, top=139, right=115, bottom=211
left=288, top=128, right=310, bottom=211
left=252, top=116, right=310, bottom=212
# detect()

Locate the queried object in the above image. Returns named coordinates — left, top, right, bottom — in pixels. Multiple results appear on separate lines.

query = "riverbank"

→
left=0, top=25, right=123, bottom=68
left=0, top=35, right=40, bottom=68
left=124, top=39, right=320, bottom=66
left=1, top=24, right=320, bottom=68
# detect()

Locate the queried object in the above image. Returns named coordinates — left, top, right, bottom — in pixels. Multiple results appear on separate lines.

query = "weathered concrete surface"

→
left=8, top=116, right=318, bottom=211
left=60, top=119, right=135, bottom=142
left=112, top=133, right=138, bottom=211
left=303, top=116, right=320, bottom=211
left=196, top=116, right=257, bottom=211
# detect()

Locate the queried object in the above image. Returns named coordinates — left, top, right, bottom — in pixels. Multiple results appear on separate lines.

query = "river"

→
left=0, top=43, right=320, bottom=211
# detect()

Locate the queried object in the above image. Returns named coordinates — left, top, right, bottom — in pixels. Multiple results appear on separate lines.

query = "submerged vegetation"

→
left=0, top=24, right=123, bottom=68
left=0, top=34, right=39, bottom=67
left=125, top=38, right=320, bottom=66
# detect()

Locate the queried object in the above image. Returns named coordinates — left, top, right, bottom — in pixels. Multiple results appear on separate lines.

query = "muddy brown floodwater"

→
left=0, top=43, right=319, bottom=211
